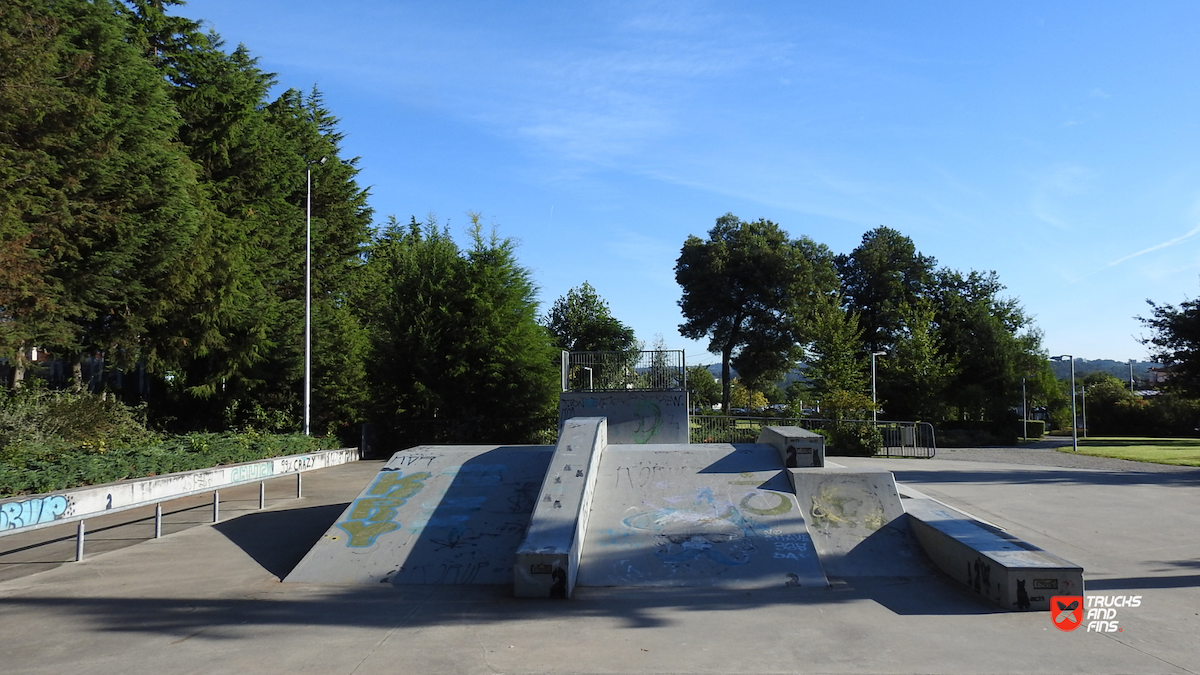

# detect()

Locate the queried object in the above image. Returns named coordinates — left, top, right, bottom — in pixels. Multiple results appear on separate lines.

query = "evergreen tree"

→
left=363, top=216, right=559, bottom=428
left=0, top=0, right=199, bottom=386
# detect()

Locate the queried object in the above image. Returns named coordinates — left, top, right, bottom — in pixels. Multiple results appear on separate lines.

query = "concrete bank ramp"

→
left=285, top=445, right=552, bottom=586
left=577, top=443, right=827, bottom=589
left=788, top=468, right=930, bottom=578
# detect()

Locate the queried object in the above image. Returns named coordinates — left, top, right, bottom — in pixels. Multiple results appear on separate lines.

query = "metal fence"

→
left=561, top=350, right=686, bottom=392
left=688, top=416, right=937, bottom=458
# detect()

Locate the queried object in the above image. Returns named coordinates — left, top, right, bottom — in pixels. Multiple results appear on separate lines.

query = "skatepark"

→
left=2, top=417, right=1199, bottom=674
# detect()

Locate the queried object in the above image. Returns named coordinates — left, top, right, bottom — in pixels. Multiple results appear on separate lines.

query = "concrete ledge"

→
left=757, top=426, right=825, bottom=468
left=514, top=417, right=606, bottom=598
left=905, top=497, right=1084, bottom=611
left=0, top=447, right=360, bottom=537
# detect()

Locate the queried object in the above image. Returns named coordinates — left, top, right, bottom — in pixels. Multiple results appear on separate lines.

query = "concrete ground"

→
left=1, top=444, right=1198, bottom=675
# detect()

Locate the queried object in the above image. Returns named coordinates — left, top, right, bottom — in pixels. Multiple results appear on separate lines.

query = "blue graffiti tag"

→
left=335, top=471, right=431, bottom=547
left=1, top=495, right=70, bottom=531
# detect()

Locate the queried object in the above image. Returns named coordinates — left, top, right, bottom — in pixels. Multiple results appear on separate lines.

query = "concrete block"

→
left=905, top=497, right=1084, bottom=611
left=757, top=426, right=825, bottom=468
left=514, top=417, right=607, bottom=598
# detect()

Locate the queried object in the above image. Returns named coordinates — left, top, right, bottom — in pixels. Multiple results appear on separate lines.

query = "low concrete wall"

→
left=905, top=497, right=1084, bottom=611
left=514, top=417, right=606, bottom=598
left=0, top=447, right=360, bottom=536
left=558, top=391, right=687, bottom=444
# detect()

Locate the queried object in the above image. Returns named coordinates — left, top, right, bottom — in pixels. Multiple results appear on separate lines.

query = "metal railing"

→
left=561, top=350, right=686, bottom=392
left=0, top=447, right=360, bottom=561
left=688, top=416, right=936, bottom=458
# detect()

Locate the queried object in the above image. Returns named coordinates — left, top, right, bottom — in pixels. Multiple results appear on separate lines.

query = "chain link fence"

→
left=561, top=350, right=685, bottom=392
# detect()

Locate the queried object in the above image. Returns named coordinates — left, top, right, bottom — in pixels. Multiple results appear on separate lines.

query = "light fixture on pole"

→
left=870, top=351, right=887, bottom=423
left=1051, top=355, right=1077, bottom=452
left=304, top=156, right=327, bottom=436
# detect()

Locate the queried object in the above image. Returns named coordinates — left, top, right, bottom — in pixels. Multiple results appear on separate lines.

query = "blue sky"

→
left=188, top=0, right=1200, bottom=365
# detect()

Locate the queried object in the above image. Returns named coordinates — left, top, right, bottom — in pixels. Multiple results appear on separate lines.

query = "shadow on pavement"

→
left=0, top=575, right=1002, bottom=639
left=888, top=467, right=1200, bottom=489
left=1084, top=575, right=1200, bottom=591
left=213, top=503, right=349, bottom=579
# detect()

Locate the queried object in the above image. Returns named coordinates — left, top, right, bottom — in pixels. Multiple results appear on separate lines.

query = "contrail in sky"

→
left=1072, top=222, right=1200, bottom=283
left=1106, top=222, right=1200, bottom=267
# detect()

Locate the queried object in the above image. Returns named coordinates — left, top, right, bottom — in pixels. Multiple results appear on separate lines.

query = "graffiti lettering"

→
left=614, top=465, right=690, bottom=489
left=230, top=462, right=274, bottom=482
left=277, top=456, right=315, bottom=473
left=336, top=471, right=431, bottom=547
left=1, top=495, right=70, bottom=531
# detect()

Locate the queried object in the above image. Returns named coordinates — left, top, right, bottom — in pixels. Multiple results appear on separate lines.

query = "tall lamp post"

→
left=1051, top=355, right=1077, bottom=452
left=870, top=351, right=887, bottom=423
left=304, top=156, right=327, bottom=436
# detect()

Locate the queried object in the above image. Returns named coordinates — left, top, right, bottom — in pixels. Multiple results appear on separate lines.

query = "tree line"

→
left=677, top=215, right=1063, bottom=437
left=0, top=1, right=565, bottom=447
left=7, top=2, right=1191, bottom=451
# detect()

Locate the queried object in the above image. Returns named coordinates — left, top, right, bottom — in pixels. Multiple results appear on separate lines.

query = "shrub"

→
left=1019, top=419, right=1046, bottom=439
left=824, top=421, right=883, bottom=456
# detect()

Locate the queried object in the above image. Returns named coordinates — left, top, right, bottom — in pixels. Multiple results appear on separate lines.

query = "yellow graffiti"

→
left=337, top=471, right=433, bottom=547
left=338, top=520, right=401, bottom=547
left=739, top=491, right=793, bottom=516
left=368, top=471, right=432, bottom=498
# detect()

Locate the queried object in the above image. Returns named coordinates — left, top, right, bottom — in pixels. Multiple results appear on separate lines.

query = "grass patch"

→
left=1062, top=436, right=1200, bottom=467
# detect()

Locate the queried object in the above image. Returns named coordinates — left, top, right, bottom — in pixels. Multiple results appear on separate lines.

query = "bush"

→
left=1019, top=419, right=1046, bottom=439
left=0, top=386, right=338, bottom=497
left=0, top=432, right=337, bottom=497
left=824, top=421, right=883, bottom=456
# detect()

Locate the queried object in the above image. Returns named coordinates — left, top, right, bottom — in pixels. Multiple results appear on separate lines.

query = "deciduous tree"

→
left=676, top=214, right=838, bottom=412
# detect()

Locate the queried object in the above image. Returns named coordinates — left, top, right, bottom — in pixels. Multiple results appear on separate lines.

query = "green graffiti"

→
left=740, top=492, right=793, bottom=516
left=633, top=400, right=662, bottom=443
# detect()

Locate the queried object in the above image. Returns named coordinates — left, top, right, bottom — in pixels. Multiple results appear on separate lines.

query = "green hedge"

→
left=1020, top=419, right=1046, bottom=439
left=0, top=432, right=337, bottom=498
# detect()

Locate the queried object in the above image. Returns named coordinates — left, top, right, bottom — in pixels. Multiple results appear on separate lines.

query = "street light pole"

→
left=1081, top=384, right=1087, bottom=438
left=1052, top=355, right=1078, bottom=452
left=870, top=351, right=887, bottom=423
left=304, top=156, right=327, bottom=436
left=1022, top=377, right=1027, bottom=442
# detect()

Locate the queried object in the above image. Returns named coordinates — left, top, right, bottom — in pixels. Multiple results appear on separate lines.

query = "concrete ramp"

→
left=788, top=468, right=930, bottom=578
left=285, top=445, right=552, bottom=585
left=577, top=443, right=827, bottom=589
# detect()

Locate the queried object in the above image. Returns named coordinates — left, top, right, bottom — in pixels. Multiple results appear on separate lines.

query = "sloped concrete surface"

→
left=577, top=443, right=827, bottom=589
left=285, top=445, right=552, bottom=585
left=790, top=468, right=931, bottom=578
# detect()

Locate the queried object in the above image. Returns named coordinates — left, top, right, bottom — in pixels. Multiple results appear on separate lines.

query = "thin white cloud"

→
left=1070, top=222, right=1200, bottom=283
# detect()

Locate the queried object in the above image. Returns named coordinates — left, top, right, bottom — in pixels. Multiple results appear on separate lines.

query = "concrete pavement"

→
left=1, top=448, right=1198, bottom=674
